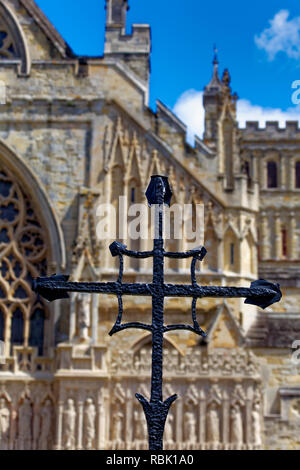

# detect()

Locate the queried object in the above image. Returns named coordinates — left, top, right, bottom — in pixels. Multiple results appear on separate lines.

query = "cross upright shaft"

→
left=151, top=178, right=165, bottom=403
left=32, top=175, right=282, bottom=451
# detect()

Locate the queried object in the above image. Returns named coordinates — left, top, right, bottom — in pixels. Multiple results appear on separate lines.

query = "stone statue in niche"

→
left=207, top=402, right=220, bottom=444
left=39, top=399, right=52, bottom=450
left=252, top=402, right=262, bottom=447
left=77, top=293, right=91, bottom=341
left=184, top=411, right=197, bottom=444
left=64, top=398, right=76, bottom=450
left=164, top=412, right=174, bottom=446
left=230, top=405, right=243, bottom=447
left=134, top=409, right=147, bottom=440
left=0, top=397, right=10, bottom=450
left=84, top=398, right=96, bottom=450
left=112, top=410, right=124, bottom=443
left=18, top=397, right=32, bottom=450
left=291, top=400, right=300, bottom=420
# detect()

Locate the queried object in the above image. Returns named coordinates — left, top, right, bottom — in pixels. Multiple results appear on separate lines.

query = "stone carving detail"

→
left=39, top=399, right=52, bottom=450
left=252, top=402, right=262, bottom=447
left=64, top=398, right=76, bottom=450
left=84, top=398, right=96, bottom=450
left=112, top=409, right=124, bottom=446
left=77, top=294, right=91, bottom=341
left=164, top=412, right=174, bottom=446
left=184, top=411, right=197, bottom=444
left=134, top=409, right=147, bottom=441
left=0, top=165, right=48, bottom=355
left=0, top=397, right=10, bottom=450
left=207, top=402, right=220, bottom=444
left=18, top=397, right=33, bottom=450
left=230, top=404, right=243, bottom=447
left=111, top=348, right=259, bottom=377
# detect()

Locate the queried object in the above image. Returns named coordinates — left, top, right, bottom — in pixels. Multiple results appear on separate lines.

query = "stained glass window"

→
left=0, top=165, right=48, bottom=356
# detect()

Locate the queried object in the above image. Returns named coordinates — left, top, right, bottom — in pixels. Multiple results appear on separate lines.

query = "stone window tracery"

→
left=0, top=20, right=17, bottom=58
left=0, top=164, right=49, bottom=356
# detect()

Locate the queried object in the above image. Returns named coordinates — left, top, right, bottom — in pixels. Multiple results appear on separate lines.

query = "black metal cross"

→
left=32, top=175, right=282, bottom=451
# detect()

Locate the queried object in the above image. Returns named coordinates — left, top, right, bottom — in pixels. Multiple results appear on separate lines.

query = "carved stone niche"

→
left=17, top=396, right=33, bottom=450
left=109, top=382, right=126, bottom=450
left=279, top=387, right=300, bottom=422
left=37, top=397, right=54, bottom=450
left=0, top=395, right=10, bottom=450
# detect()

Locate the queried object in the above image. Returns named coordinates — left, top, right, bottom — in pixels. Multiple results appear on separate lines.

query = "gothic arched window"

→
left=0, top=2, right=31, bottom=75
left=295, top=162, right=300, bottom=189
left=0, top=164, right=48, bottom=357
left=267, top=161, right=278, bottom=188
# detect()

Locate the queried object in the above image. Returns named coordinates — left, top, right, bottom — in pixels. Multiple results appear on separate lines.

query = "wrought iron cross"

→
left=32, top=175, right=282, bottom=451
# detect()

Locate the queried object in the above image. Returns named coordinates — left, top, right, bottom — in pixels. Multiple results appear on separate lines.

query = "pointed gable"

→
left=0, top=0, right=74, bottom=72
left=206, top=302, right=245, bottom=349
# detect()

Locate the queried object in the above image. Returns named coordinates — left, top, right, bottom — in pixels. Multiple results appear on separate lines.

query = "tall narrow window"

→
left=10, top=307, right=24, bottom=354
left=267, top=161, right=278, bottom=188
left=230, top=243, right=235, bottom=265
left=29, top=306, right=45, bottom=356
left=131, top=187, right=135, bottom=203
left=244, top=161, right=252, bottom=188
left=281, top=228, right=288, bottom=258
left=296, top=162, right=300, bottom=189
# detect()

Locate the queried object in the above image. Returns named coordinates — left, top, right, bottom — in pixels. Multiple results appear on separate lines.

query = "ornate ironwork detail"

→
left=33, top=175, right=282, bottom=450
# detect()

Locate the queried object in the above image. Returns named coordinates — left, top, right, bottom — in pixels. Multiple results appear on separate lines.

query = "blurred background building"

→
left=0, top=0, right=299, bottom=450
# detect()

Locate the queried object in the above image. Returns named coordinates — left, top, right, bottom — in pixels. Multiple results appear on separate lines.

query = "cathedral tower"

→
left=104, top=0, right=151, bottom=99
left=105, top=0, right=129, bottom=34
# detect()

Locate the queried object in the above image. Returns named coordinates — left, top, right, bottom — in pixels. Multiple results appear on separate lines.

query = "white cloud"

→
left=255, top=9, right=300, bottom=60
left=173, top=89, right=300, bottom=143
left=173, top=90, right=205, bottom=143
left=237, top=98, right=300, bottom=128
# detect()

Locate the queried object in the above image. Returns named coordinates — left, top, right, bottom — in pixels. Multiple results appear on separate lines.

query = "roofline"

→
left=19, top=0, right=76, bottom=58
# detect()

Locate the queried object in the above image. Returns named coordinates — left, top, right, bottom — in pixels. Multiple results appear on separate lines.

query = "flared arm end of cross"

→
left=32, top=275, right=70, bottom=302
left=244, top=279, right=282, bottom=309
left=145, top=175, right=172, bottom=206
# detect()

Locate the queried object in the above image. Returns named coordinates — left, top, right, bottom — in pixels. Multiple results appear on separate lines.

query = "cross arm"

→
left=32, top=275, right=152, bottom=302
left=110, top=241, right=153, bottom=259
left=164, top=246, right=207, bottom=260
left=163, top=280, right=282, bottom=309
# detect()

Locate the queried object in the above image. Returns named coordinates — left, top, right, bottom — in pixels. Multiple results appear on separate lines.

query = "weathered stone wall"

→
left=0, top=0, right=299, bottom=450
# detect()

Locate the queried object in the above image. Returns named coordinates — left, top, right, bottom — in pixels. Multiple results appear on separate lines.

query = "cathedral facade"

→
left=0, top=0, right=299, bottom=450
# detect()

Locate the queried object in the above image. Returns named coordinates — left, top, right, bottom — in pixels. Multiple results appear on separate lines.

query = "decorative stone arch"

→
left=0, top=139, right=65, bottom=269
left=0, top=139, right=65, bottom=356
left=131, top=332, right=184, bottom=356
left=0, top=0, right=31, bottom=75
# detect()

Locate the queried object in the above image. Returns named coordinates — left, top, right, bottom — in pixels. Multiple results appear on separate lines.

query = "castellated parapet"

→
left=241, top=121, right=300, bottom=139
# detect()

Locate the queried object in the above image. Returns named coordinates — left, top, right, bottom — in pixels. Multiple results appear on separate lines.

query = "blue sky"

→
left=35, top=0, right=300, bottom=141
